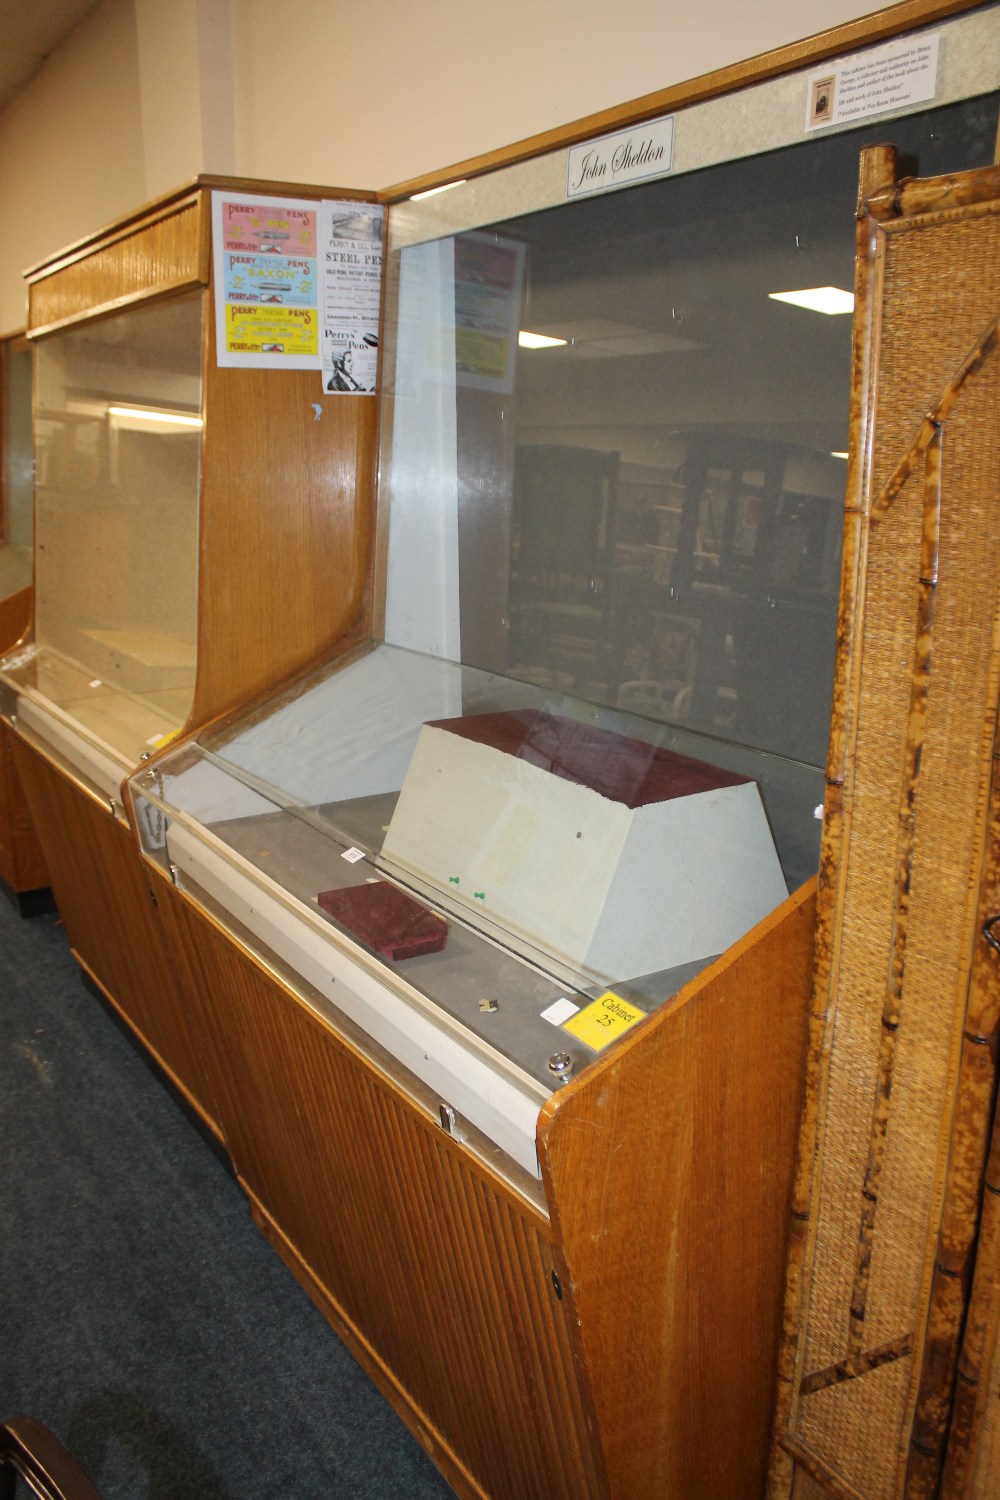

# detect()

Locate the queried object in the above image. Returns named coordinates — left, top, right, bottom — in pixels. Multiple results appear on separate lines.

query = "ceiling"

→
left=0, top=0, right=99, bottom=114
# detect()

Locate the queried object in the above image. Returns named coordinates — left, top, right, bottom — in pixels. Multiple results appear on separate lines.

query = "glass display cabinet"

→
left=0, top=177, right=378, bottom=1127
left=125, top=15, right=1000, bottom=1498
left=0, top=331, right=48, bottom=907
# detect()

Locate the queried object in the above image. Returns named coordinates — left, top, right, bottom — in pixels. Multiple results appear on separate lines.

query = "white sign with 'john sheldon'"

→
left=566, top=114, right=675, bottom=200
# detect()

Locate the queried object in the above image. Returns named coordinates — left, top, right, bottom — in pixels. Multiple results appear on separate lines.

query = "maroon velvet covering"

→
left=425, top=709, right=749, bottom=809
left=317, top=881, right=448, bottom=960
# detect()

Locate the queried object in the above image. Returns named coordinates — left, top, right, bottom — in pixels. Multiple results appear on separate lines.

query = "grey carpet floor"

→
left=0, top=896, right=455, bottom=1499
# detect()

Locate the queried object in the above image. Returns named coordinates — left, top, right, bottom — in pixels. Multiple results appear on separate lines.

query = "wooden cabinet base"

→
left=0, top=717, right=49, bottom=904
left=9, top=737, right=224, bottom=1142
left=158, top=864, right=814, bottom=1500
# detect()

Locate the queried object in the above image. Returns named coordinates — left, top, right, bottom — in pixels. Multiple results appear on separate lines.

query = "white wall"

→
left=0, top=0, right=145, bottom=330
left=0, top=0, right=899, bottom=327
left=231, top=0, right=881, bottom=190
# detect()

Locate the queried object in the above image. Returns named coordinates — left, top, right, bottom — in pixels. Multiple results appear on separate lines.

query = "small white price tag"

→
left=541, top=997, right=580, bottom=1026
left=341, top=846, right=365, bottom=864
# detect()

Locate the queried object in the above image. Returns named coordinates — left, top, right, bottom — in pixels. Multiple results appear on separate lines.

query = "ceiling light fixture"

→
left=108, top=405, right=203, bottom=428
left=769, top=286, right=855, bottom=315
left=518, top=331, right=568, bottom=349
left=410, top=179, right=468, bottom=201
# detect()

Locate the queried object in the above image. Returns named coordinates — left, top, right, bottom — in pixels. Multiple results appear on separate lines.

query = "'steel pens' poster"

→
left=318, top=201, right=383, bottom=394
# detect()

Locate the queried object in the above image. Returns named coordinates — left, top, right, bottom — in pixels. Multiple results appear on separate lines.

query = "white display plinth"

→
left=382, top=711, right=788, bottom=982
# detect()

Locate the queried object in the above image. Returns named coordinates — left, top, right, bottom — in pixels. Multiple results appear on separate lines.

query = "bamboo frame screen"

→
left=769, top=150, right=1000, bottom=1500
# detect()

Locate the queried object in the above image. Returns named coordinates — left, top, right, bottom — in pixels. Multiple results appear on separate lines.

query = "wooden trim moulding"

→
left=23, top=177, right=379, bottom=284
left=24, top=188, right=204, bottom=287
left=379, top=0, right=985, bottom=202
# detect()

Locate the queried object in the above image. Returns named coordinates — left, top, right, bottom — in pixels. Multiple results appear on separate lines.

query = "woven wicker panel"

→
left=771, top=181, right=1000, bottom=1500
left=872, top=208, right=1000, bottom=462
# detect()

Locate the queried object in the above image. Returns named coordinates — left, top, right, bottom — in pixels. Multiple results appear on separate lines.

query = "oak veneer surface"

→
left=0, top=719, right=46, bottom=894
left=539, top=880, right=815, bottom=1500
left=9, top=740, right=222, bottom=1139
left=191, top=327, right=375, bottom=726
left=0, top=583, right=29, bottom=647
left=161, top=883, right=605, bottom=1500
left=769, top=160, right=1000, bottom=1500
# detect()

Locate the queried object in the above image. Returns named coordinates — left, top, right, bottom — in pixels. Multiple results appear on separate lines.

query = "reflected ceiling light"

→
left=410, top=179, right=467, bottom=201
left=518, top=331, right=568, bottom=349
left=831, top=450, right=849, bottom=459
left=108, top=405, right=203, bottom=428
left=769, top=286, right=855, bottom=315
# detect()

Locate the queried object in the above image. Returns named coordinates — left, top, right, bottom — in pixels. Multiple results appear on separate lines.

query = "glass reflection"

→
left=383, top=94, right=999, bottom=773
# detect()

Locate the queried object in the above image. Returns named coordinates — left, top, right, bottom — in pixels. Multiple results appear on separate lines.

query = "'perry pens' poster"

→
left=212, top=192, right=321, bottom=369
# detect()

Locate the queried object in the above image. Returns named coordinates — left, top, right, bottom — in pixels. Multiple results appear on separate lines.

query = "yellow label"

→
left=562, top=990, right=645, bottom=1052
left=224, top=304, right=318, bottom=357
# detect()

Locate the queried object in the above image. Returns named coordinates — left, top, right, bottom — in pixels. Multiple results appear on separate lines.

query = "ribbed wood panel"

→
left=9, top=741, right=222, bottom=1139
left=0, top=720, right=47, bottom=894
left=26, top=197, right=205, bottom=336
left=541, top=881, right=814, bottom=1500
left=770, top=161, right=1000, bottom=1500
left=164, top=886, right=605, bottom=1500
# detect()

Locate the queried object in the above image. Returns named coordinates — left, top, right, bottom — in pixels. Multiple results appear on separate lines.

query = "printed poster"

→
left=212, top=191, right=321, bottom=368
left=453, top=232, right=525, bottom=394
left=319, top=202, right=384, bottom=394
left=212, top=193, right=384, bottom=390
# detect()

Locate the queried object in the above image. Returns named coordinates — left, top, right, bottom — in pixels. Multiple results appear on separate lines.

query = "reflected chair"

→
left=0, top=1418, right=103, bottom=1500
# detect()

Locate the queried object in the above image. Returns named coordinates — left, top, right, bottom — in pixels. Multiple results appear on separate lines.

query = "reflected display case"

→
left=125, top=29, right=1000, bottom=1499
left=0, top=330, right=48, bottom=906
left=0, top=178, right=377, bottom=1128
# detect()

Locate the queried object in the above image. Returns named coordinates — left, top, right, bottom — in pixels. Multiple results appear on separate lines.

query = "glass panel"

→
left=0, top=341, right=33, bottom=598
left=29, top=291, right=203, bottom=760
left=380, top=95, right=1000, bottom=772
left=145, top=640, right=823, bottom=1086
